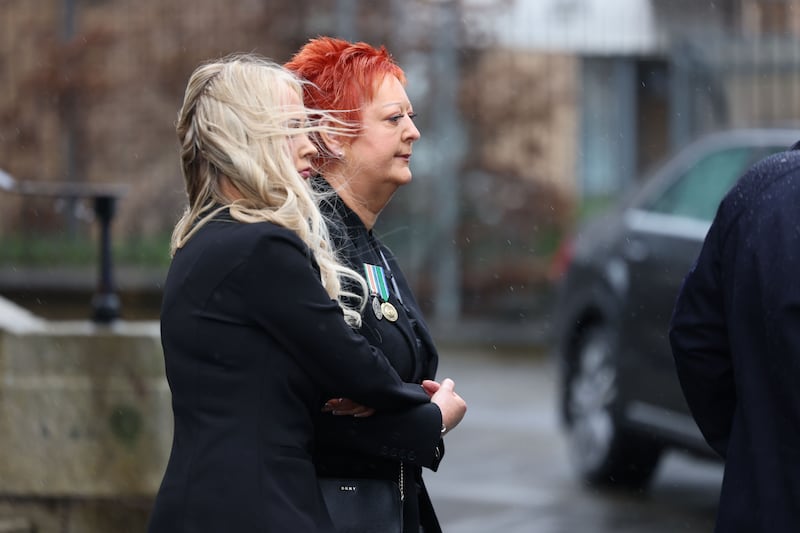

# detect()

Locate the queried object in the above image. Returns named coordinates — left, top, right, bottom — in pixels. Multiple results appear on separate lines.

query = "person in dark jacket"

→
left=669, top=140, right=800, bottom=533
left=286, top=37, right=468, bottom=533
left=148, top=54, right=446, bottom=533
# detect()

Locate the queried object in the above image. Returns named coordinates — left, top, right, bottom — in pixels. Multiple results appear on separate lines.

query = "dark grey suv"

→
left=552, top=128, right=800, bottom=488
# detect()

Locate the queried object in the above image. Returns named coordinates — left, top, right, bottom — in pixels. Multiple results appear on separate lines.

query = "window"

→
left=645, top=147, right=754, bottom=222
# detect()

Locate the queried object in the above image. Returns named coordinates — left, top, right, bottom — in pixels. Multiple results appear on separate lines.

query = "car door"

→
left=616, top=145, right=761, bottom=443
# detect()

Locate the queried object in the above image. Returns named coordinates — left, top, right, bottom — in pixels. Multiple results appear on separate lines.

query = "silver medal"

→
left=372, top=296, right=383, bottom=320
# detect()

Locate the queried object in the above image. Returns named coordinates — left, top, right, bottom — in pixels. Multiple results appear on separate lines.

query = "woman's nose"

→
left=404, top=118, right=421, bottom=142
left=300, top=134, right=317, bottom=158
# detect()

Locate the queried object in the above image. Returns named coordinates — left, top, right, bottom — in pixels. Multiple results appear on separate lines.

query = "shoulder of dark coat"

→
left=198, top=217, right=311, bottom=262
left=213, top=216, right=298, bottom=241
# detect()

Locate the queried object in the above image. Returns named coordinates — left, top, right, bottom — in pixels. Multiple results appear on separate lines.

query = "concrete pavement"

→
left=424, top=347, right=722, bottom=533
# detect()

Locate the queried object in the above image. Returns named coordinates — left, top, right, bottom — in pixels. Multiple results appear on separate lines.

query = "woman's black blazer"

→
left=314, top=189, right=446, bottom=533
left=147, top=211, right=429, bottom=533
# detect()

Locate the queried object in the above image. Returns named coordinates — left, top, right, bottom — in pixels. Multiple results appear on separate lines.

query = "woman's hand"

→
left=322, top=398, right=376, bottom=418
left=422, top=378, right=467, bottom=435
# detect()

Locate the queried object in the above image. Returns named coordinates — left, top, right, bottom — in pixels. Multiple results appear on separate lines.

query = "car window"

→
left=644, top=147, right=754, bottom=222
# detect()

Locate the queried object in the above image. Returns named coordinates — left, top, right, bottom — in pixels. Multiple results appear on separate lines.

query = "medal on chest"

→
left=371, top=295, right=383, bottom=320
left=381, top=301, right=398, bottom=321
left=363, top=262, right=398, bottom=322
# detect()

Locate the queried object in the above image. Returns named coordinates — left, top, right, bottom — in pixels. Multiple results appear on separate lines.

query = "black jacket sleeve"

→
left=669, top=214, right=736, bottom=458
left=241, top=227, right=429, bottom=410
left=315, top=403, right=444, bottom=470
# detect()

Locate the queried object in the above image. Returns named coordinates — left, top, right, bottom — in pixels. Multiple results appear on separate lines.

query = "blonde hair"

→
left=173, top=54, right=366, bottom=326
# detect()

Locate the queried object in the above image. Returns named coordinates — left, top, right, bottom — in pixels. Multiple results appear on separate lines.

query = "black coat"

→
left=314, top=187, right=445, bottom=533
left=669, top=143, right=800, bottom=533
left=147, top=210, right=430, bottom=533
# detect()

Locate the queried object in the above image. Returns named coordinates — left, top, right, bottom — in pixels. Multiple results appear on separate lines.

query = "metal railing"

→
left=0, top=169, right=128, bottom=323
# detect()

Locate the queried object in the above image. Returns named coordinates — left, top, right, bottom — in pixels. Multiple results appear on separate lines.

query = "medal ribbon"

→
left=363, top=263, right=390, bottom=301
left=378, top=249, right=404, bottom=306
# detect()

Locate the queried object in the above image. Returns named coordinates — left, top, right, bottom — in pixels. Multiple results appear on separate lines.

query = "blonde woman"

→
left=147, top=54, right=432, bottom=533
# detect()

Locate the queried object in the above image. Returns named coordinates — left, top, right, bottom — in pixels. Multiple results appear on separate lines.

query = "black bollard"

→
left=91, top=194, right=121, bottom=323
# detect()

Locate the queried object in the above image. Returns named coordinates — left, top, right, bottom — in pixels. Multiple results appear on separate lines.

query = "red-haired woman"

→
left=286, top=37, right=467, bottom=533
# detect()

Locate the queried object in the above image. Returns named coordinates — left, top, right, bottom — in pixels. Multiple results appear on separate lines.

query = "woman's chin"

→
left=392, top=173, right=413, bottom=187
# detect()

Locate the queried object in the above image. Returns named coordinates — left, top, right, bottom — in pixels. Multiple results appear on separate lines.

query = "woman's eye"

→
left=388, top=112, right=416, bottom=123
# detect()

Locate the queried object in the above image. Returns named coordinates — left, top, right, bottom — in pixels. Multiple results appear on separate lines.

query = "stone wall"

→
left=0, top=297, right=168, bottom=532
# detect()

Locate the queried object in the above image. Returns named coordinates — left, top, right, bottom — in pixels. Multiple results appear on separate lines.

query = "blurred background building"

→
left=1, top=2, right=799, bottom=532
left=1, top=0, right=799, bottom=330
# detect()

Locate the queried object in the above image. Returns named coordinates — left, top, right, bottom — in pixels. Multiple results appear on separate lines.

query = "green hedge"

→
left=0, top=234, right=172, bottom=267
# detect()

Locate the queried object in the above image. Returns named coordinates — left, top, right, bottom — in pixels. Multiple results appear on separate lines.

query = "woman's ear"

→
left=320, top=130, right=346, bottom=159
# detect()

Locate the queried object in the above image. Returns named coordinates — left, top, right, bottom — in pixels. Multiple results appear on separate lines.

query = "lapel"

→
left=315, top=178, right=437, bottom=381
left=380, top=249, right=439, bottom=380
left=350, top=227, right=422, bottom=375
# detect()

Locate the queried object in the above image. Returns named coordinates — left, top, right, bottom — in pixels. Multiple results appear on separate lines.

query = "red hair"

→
left=285, top=36, right=406, bottom=128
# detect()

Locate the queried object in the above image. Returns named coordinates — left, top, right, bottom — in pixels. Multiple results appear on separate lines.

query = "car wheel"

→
left=563, top=325, right=662, bottom=488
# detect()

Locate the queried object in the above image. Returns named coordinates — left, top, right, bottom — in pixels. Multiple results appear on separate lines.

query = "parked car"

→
left=551, top=128, right=800, bottom=488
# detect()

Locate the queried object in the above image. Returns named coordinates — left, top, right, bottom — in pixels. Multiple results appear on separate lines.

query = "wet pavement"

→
left=424, top=347, right=722, bottom=533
